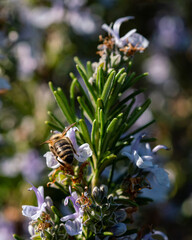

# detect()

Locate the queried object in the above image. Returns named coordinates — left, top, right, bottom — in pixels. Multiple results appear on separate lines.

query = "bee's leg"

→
left=47, top=166, right=63, bottom=187
left=56, top=158, right=74, bottom=176
left=72, top=161, right=89, bottom=185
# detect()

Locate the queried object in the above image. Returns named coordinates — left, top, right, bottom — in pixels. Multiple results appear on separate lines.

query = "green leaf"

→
left=101, top=118, right=118, bottom=153
left=70, top=77, right=77, bottom=113
left=91, top=119, right=97, bottom=152
left=96, top=98, right=104, bottom=124
left=79, top=119, right=92, bottom=147
left=13, top=234, right=24, bottom=240
left=106, top=113, right=124, bottom=149
left=122, top=98, right=136, bottom=121
left=86, top=61, right=94, bottom=79
left=51, top=206, right=63, bottom=218
left=98, top=109, right=104, bottom=158
left=125, top=98, right=151, bottom=130
left=49, top=82, right=76, bottom=124
left=77, top=96, right=94, bottom=123
left=99, top=154, right=117, bottom=171
left=107, top=72, right=127, bottom=110
left=122, top=72, right=136, bottom=90
left=126, top=72, right=148, bottom=89
left=109, top=104, right=126, bottom=121
left=96, top=66, right=104, bottom=96
left=119, top=89, right=145, bottom=107
left=47, top=111, right=65, bottom=129
left=101, top=70, right=116, bottom=105
left=127, top=60, right=133, bottom=73
left=76, top=64, right=97, bottom=102
left=74, top=56, right=86, bottom=75
left=53, top=90, right=74, bottom=124
left=70, top=72, right=95, bottom=114
left=99, top=109, right=104, bottom=138
left=107, top=117, right=118, bottom=134
left=115, top=68, right=125, bottom=81
left=103, top=232, right=114, bottom=236
left=45, top=121, right=63, bottom=132
left=57, top=87, right=76, bottom=121
left=49, top=81, right=54, bottom=92
left=44, top=230, right=52, bottom=239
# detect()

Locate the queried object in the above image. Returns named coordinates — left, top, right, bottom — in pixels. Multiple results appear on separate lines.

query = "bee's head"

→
left=41, top=132, right=62, bottom=146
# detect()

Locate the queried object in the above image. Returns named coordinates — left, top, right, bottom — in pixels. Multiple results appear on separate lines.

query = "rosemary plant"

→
left=14, top=17, right=169, bottom=240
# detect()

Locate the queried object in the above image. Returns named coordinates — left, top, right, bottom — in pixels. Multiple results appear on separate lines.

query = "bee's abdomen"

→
left=54, top=138, right=74, bottom=164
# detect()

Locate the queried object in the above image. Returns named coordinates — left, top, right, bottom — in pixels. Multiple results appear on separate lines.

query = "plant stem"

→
left=91, top=169, right=99, bottom=190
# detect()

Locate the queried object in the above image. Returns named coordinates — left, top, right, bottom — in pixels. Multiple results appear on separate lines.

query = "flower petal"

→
left=152, top=144, right=169, bottom=153
left=119, top=29, right=137, bottom=45
left=127, top=32, right=149, bottom=48
left=151, top=167, right=170, bottom=187
left=64, top=218, right=82, bottom=236
left=22, top=202, right=46, bottom=220
left=102, top=23, right=119, bottom=39
left=22, top=205, right=39, bottom=218
left=43, top=151, right=60, bottom=169
left=28, top=184, right=45, bottom=207
left=31, top=202, right=47, bottom=220
left=113, top=16, right=134, bottom=36
left=134, top=151, right=153, bottom=168
left=61, top=212, right=79, bottom=222
left=66, top=127, right=79, bottom=150
left=74, top=143, right=92, bottom=162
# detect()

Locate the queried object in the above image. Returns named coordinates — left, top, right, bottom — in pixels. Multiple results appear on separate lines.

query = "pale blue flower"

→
left=121, top=135, right=170, bottom=187
left=22, top=184, right=48, bottom=220
left=61, top=188, right=83, bottom=236
left=102, top=16, right=149, bottom=49
left=44, top=127, right=92, bottom=168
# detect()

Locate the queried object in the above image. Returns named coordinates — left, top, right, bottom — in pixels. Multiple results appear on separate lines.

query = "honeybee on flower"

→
left=43, top=124, right=92, bottom=169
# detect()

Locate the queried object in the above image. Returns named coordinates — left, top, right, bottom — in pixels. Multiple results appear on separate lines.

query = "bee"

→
left=44, top=122, right=77, bottom=166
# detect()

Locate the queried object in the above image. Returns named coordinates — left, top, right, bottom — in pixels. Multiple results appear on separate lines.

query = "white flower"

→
left=22, top=184, right=50, bottom=220
left=61, top=189, right=83, bottom=236
left=121, top=135, right=170, bottom=187
left=102, top=16, right=149, bottom=49
left=43, top=127, right=92, bottom=168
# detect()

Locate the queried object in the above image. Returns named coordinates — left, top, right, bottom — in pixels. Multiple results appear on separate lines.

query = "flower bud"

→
left=92, top=186, right=102, bottom=203
left=115, top=209, right=127, bottom=222
left=100, top=185, right=108, bottom=199
left=110, top=223, right=127, bottom=236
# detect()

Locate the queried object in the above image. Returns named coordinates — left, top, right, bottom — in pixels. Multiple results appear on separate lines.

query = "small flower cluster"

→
left=18, top=17, right=170, bottom=240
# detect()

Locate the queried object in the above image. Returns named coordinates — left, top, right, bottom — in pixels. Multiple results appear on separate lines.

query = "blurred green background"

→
left=0, top=0, right=192, bottom=239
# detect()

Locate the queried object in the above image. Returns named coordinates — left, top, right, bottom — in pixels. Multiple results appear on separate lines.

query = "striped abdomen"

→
left=53, top=137, right=74, bottom=164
